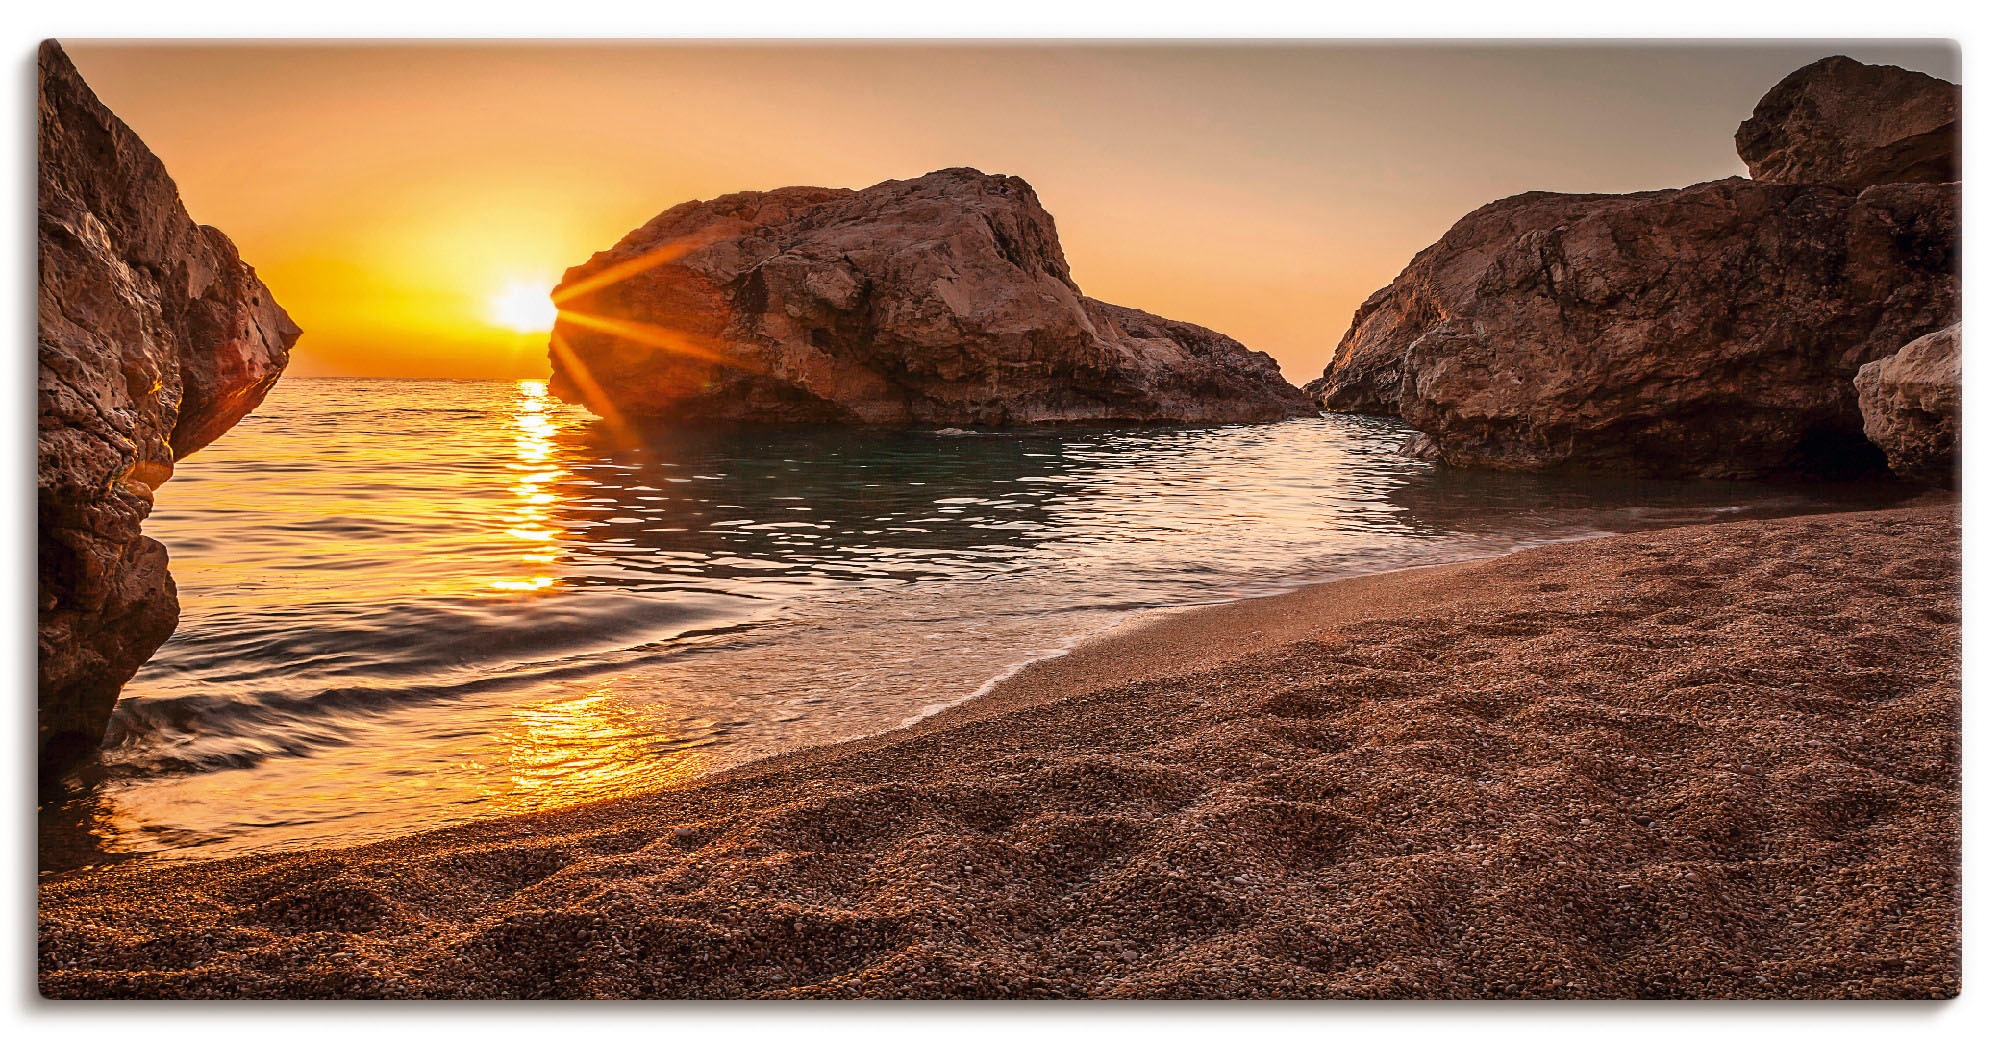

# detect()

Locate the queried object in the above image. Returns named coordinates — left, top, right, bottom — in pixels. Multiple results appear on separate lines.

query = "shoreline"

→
left=41, top=527, right=1611, bottom=876
left=38, top=552, right=1519, bottom=879
left=644, top=541, right=1605, bottom=800
left=738, top=525, right=1681, bottom=786
left=39, top=502, right=1961, bottom=998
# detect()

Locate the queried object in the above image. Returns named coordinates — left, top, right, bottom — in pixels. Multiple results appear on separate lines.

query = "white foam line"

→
left=883, top=530, right=1634, bottom=734
left=892, top=639, right=1083, bottom=729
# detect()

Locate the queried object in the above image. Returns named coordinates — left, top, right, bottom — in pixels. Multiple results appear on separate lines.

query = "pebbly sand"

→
left=38, top=503, right=1961, bottom=999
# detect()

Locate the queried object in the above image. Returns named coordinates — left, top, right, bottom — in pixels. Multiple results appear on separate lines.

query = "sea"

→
left=38, top=377, right=1920, bottom=870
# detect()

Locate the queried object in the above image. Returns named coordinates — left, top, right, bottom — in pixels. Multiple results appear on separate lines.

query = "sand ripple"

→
left=39, top=504, right=1959, bottom=998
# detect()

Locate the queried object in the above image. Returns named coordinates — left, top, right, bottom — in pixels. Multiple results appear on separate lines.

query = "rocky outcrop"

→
left=1857, top=323, right=1960, bottom=487
left=38, top=41, right=299, bottom=775
left=1306, top=179, right=1958, bottom=477
left=1308, top=57, right=1960, bottom=479
left=1736, top=56, right=1961, bottom=189
left=549, top=169, right=1312, bottom=426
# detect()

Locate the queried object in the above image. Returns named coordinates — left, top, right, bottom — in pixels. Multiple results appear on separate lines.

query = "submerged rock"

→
left=1857, top=323, right=1960, bottom=487
left=37, top=41, right=299, bottom=774
left=1308, top=57, right=1960, bottom=480
left=548, top=168, right=1312, bottom=426
left=1736, top=55, right=1961, bottom=189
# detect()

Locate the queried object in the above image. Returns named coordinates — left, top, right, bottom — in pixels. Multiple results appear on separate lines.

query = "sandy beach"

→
left=38, top=502, right=1960, bottom=999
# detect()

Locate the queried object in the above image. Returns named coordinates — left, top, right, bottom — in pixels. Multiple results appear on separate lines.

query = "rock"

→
left=37, top=41, right=299, bottom=775
left=548, top=168, right=1312, bottom=425
left=1856, top=323, right=1960, bottom=486
left=1736, top=56, right=1960, bottom=189
left=1307, top=178, right=1959, bottom=478
left=1309, top=56, right=1963, bottom=480
left=1396, top=432, right=1438, bottom=462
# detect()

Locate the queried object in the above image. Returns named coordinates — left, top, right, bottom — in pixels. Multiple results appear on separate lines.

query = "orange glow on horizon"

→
left=59, top=42, right=1961, bottom=384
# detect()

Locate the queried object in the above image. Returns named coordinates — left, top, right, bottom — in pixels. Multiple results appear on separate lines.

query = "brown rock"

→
left=37, top=41, right=300, bottom=775
left=1736, top=56, right=1960, bottom=189
left=1856, top=322, right=1960, bottom=486
left=1306, top=178, right=1958, bottom=478
left=548, top=168, right=1312, bottom=425
left=1310, top=57, right=1963, bottom=480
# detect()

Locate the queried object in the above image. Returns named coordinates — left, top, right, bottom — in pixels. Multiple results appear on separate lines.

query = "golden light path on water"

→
left=58, top=379, right=725, bottom=862
left=478, top=379, right=716, bottom=814
left=493, top=379, right=562, bottom=593
left=433, top=379, right=725, bottom=817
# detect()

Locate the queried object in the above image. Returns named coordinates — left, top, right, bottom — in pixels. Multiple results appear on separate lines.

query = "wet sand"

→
left=38, top=503, right=1960, bottom=998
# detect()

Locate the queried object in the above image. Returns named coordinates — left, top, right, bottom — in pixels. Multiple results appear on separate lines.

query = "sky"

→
left=63, top=41, right=1959, bottom=383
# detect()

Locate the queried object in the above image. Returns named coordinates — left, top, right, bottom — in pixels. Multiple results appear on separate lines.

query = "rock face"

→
left=1736, top=56, right=1961, bottom=189
left=1856, top=323, right=1960, bottom=486
left=1308, top=57, right=1960, bottom=479
left=549, top=169, right=1312, bottom=426
left=1306, top=179, right=1958, bottom=477
left=37, top=41, right=300, bottom=774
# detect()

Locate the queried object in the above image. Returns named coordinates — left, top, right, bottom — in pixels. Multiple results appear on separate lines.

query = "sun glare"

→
left=488, top=280, right=558, bottom=333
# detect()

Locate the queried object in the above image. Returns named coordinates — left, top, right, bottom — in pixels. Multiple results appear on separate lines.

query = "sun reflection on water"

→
left=491, top=691, right=719, bottom=814
left=493, top=379, right=565, bottom=592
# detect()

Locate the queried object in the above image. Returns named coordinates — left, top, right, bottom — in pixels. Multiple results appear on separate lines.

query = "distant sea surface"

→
left=41, top=377, right=1919, bottom=868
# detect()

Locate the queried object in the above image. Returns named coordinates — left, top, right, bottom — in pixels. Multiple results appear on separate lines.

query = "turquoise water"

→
left=40, top=377, right=1917, bottom=868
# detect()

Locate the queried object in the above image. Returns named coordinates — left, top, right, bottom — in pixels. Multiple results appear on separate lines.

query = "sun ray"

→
left=549, top=227, right=734, bottom=308
left=553, top=309, right=749, bottom=371
left=547, top=329, right=639, bottom=448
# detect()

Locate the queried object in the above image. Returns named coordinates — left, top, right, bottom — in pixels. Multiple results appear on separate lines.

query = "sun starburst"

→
left=488, top=280, right=557, bottom=333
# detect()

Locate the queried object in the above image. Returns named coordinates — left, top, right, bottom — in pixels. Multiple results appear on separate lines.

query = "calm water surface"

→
left=41, top=377, right=1918, bottom=868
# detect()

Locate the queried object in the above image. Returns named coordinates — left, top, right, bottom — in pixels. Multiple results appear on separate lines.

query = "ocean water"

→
left=40, top=377, right=1918, bottom=868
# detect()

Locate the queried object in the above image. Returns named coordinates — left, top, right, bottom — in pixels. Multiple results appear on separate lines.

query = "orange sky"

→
left=64, top=41, right=1959, bottom=383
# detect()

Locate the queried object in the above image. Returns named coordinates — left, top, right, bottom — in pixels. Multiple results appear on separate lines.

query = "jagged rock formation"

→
left=549, top=168, right=1312, bottom=426
left=1736, top=55, right=1961, bottom=189
left=37, top=41, right=299, bottom=775
left=1857, top=323, right=1960, bottom=487
left=1306, top=180, right=1959, bottom=478
left=1308, top=57, right=1960, bottom=479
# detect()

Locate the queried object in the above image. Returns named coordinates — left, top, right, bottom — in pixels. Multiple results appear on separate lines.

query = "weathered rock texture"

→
left=1308, top=57, right=1960, bottom=479
left=549, top=168, right=1312, bottom=425
left=1857, top=323, right=1960, bottom=487
left=1306, top=179, right=1958, bottom=478
left=37, top=41, right=299, bottom=774
left=1736, top=56, right=1961, bottom=189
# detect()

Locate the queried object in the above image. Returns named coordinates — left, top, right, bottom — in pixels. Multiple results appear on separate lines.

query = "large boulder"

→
left=37, top=41, right=300, bottom=775
left=549, top=168, right=1312, bottom=425
left=1304, top=178, right=1959, bottom=478
left=1736, top=55, right=1961, bottom=189
left=1856, top=323, right=1960, bottom=486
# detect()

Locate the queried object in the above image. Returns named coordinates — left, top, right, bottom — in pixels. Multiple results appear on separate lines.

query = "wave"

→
left=103, top=596, right=775, bottom=780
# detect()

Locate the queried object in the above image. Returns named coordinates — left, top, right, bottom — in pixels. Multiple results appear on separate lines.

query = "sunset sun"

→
left=488, top=280, right=558, bottom=333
